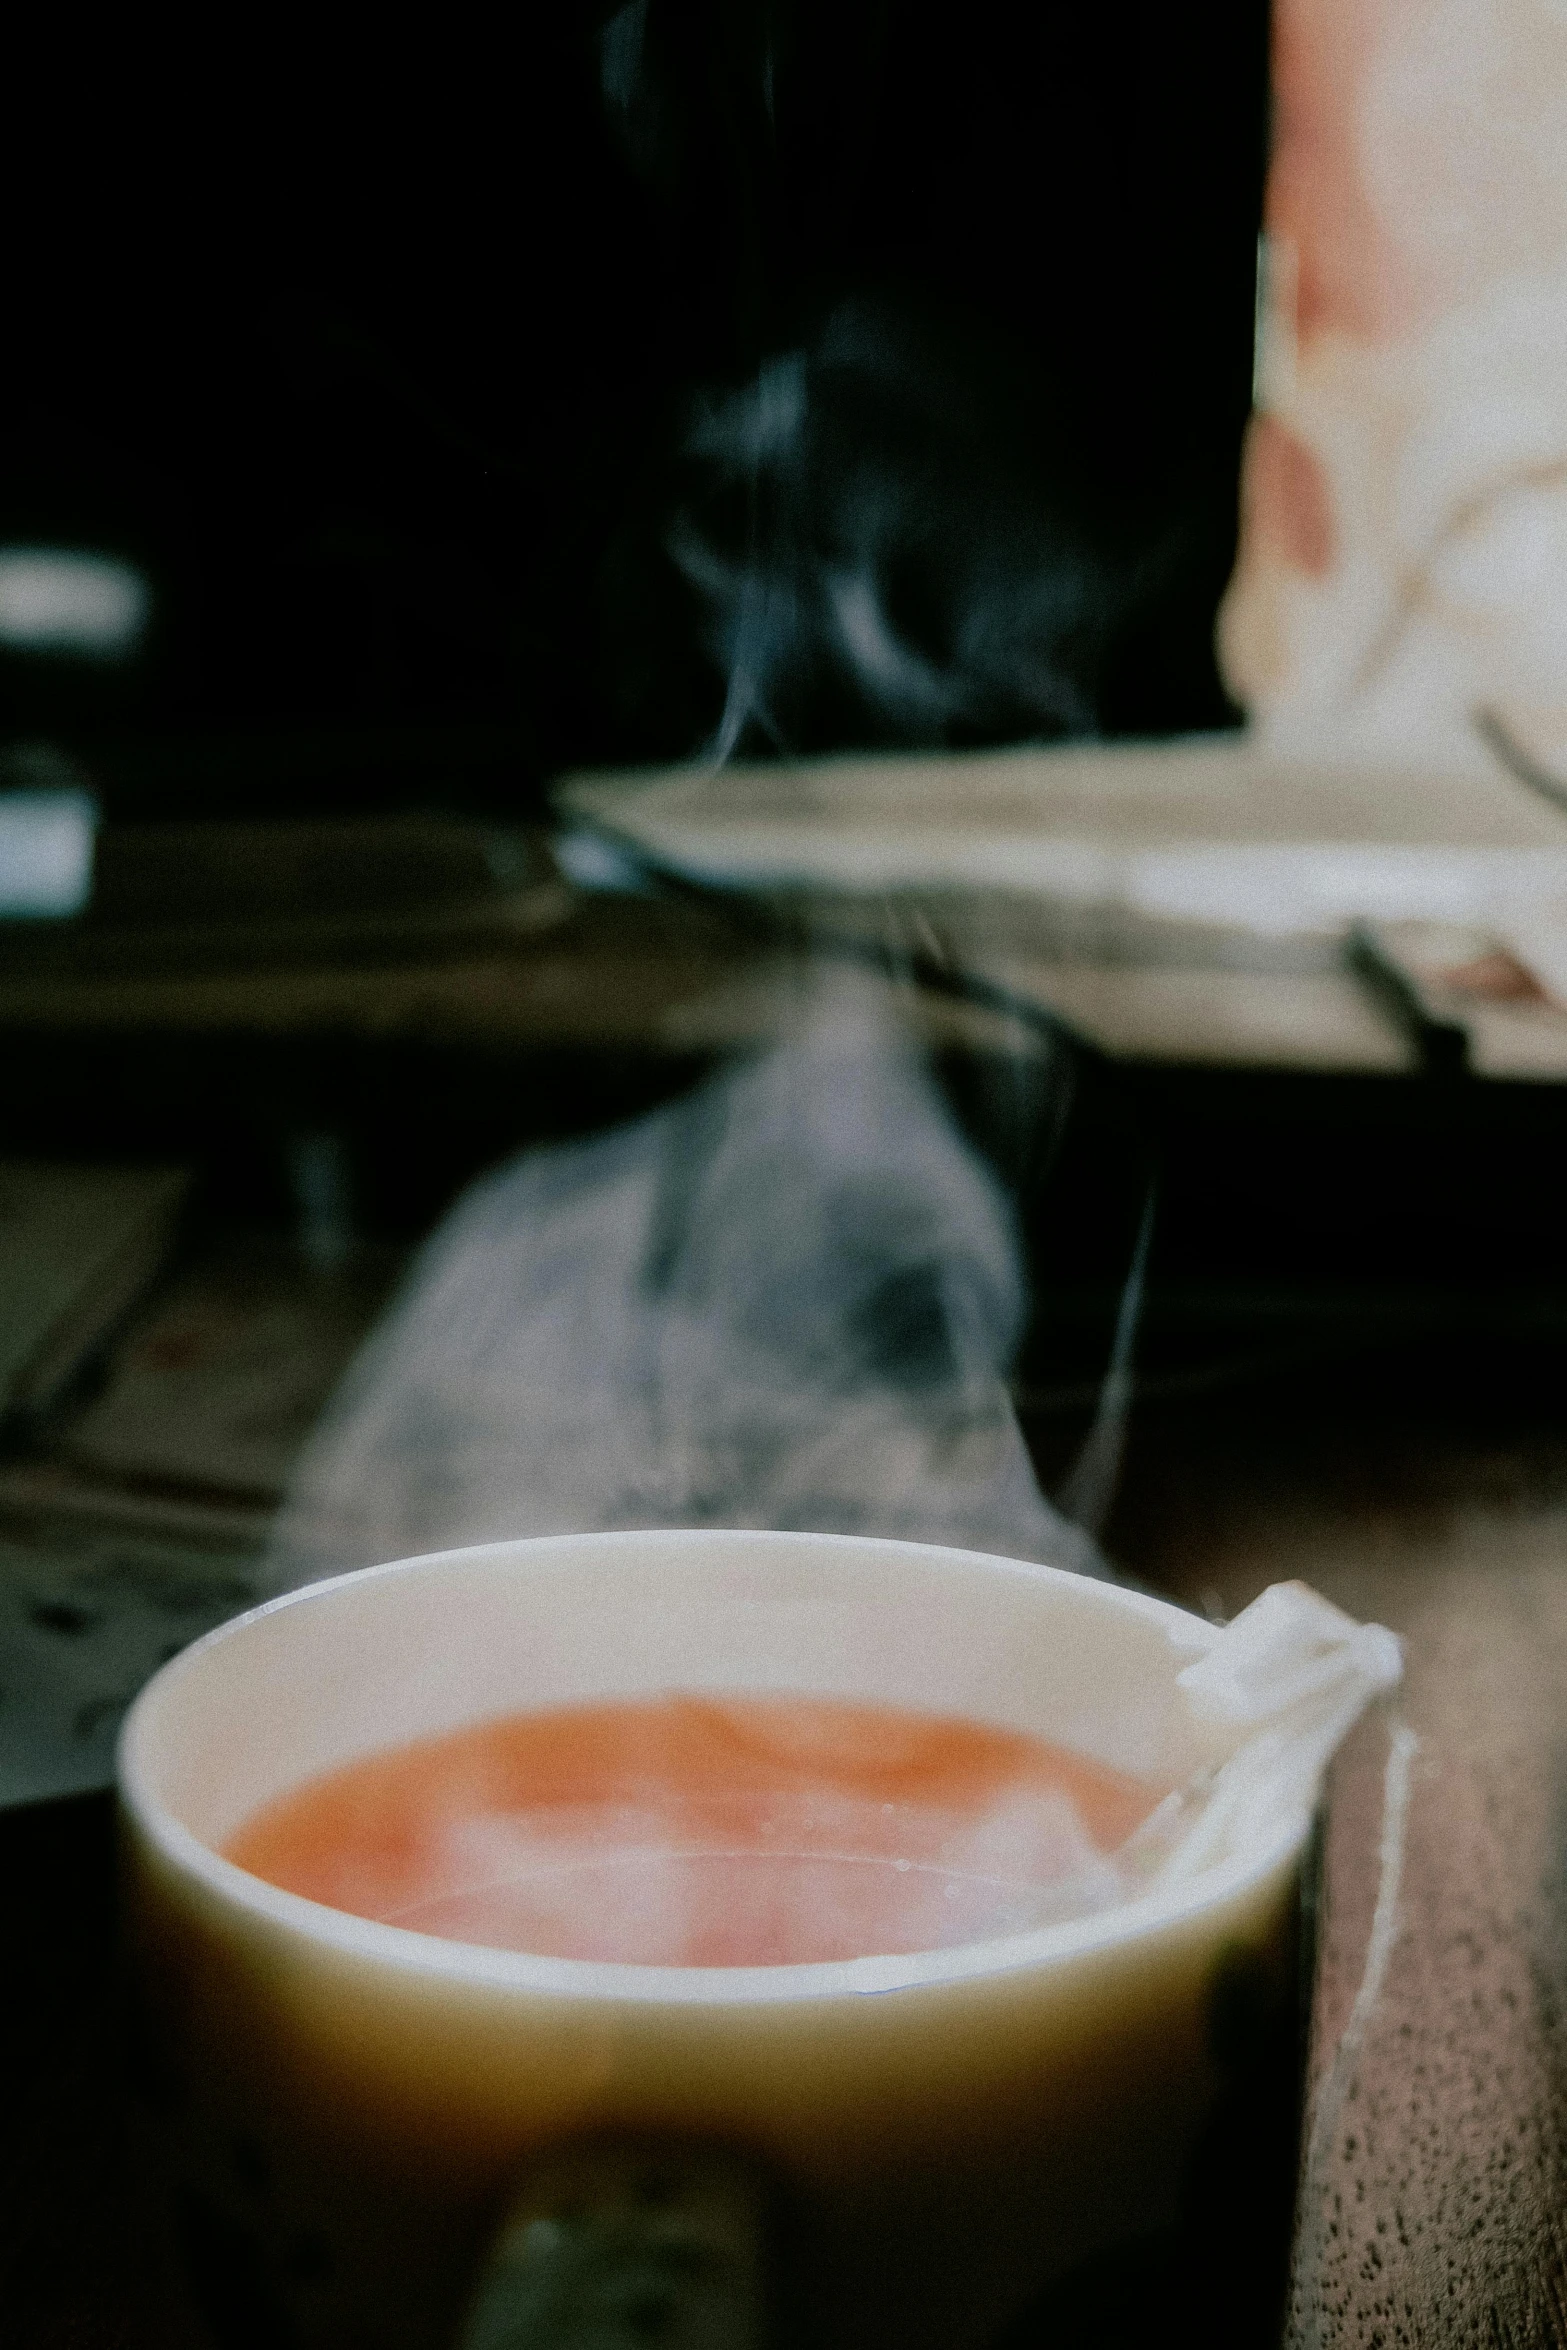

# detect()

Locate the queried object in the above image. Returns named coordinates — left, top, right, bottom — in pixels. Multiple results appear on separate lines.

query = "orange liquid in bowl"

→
left=224, top=1695, right=1163, bottom=1967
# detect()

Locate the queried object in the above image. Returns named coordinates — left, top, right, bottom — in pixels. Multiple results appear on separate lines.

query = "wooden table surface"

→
left=6, top=1373, right=1567, bottom=2348
left=1112, top=1382, right=1567, bottom=2350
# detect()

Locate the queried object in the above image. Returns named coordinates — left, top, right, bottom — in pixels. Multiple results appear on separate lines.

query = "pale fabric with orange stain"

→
left=1221, top=0, right=1567, bottom=775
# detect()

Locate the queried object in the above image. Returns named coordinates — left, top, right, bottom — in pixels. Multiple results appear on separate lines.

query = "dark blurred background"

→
left=4, top=1, right=1267, bottom=815
left=9, top=1, right=1567, bottom=1419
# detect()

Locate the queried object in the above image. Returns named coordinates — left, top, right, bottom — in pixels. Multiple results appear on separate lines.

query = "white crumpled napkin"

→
left=1125, top=1580, right=1403, bottom=1890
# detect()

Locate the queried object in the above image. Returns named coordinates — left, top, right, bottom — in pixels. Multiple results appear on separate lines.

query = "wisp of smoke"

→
left=375, top=1783, right=1127, bottom=1964
left=264, top=976, right=1103, bottom=1590
left=668, top=299, right=1129, bottom=762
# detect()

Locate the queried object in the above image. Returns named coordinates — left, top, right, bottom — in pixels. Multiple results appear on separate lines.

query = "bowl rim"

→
left=117, top=1528, right=1309, bottom=2010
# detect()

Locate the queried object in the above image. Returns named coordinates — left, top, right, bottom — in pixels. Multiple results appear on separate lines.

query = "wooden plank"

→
left=559, top=737, right=1567, bottom=926
left=1119, top=1421, right=1567, bottom=2347
left=972, top=958, right=1414, bottom=1073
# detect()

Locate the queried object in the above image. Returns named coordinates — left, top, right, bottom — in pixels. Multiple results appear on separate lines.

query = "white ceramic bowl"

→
left=118, top=1530, right=1306, bottom=2350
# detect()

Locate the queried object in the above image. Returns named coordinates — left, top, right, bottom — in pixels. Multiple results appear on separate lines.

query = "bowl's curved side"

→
left=116, top=1531, right=1304, bottom=2349
left=120, top=1797, right=1303, bottom=2350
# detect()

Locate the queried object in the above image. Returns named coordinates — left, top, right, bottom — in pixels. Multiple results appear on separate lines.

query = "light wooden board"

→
left=560, top=735, right=1567, bottom=936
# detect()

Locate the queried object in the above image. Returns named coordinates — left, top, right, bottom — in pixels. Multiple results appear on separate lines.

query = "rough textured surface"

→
left=1118, top=1408, right=1567, bottom=2348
